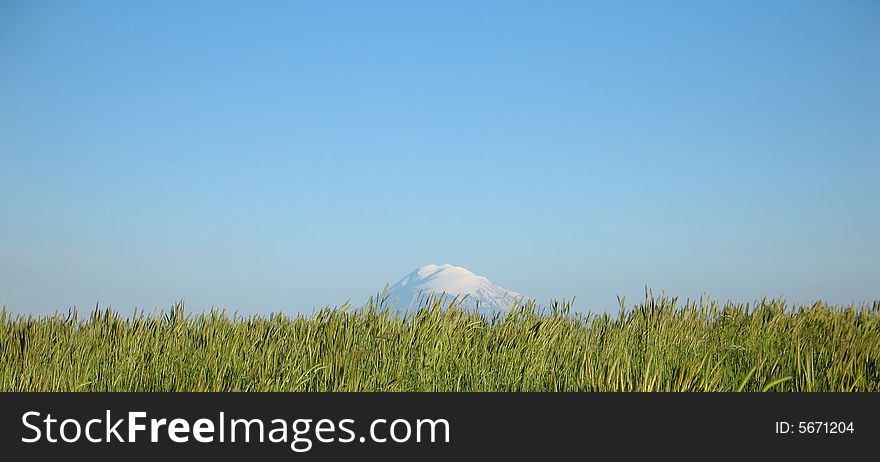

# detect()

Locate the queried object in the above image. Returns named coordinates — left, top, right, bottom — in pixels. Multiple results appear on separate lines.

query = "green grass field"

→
left=2, top=294, right=878, bottom=392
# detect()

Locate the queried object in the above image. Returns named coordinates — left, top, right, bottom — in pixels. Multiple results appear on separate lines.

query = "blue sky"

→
left=1, top=0, right=877, bottom=315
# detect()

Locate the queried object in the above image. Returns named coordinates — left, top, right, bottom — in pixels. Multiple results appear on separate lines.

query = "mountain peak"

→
left=386, top=264, right=525, bottom=312
left=410, top=264, right=482, bottom=282
left=414, top=263, right=470, bottom=277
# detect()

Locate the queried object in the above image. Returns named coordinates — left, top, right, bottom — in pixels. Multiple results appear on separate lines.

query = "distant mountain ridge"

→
left=384, top=264, right=527, bottom=312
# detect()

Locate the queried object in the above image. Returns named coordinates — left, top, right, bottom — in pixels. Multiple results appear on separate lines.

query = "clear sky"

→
left=1, top=0, right=877, bottom=315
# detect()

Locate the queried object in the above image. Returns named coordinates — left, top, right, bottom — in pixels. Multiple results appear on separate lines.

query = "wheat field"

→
left=1, top=294, right=878, bottom=392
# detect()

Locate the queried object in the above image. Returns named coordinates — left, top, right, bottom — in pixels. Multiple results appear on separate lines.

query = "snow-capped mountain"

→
left=383, top=264, right=527, bottom=312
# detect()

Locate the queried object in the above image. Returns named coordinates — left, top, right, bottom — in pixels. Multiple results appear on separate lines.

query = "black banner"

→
left=0, top=393, right=875, bottom=459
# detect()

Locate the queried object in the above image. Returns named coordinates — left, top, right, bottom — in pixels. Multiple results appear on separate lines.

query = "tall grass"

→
left=1, top=294, right=878, bottom=391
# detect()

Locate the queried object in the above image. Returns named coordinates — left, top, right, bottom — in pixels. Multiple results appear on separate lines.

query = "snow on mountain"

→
left=383, top=264, right=527, bottom=312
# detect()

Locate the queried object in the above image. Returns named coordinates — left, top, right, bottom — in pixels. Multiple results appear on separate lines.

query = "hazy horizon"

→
left=2, top=1, right=878, bottom=315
